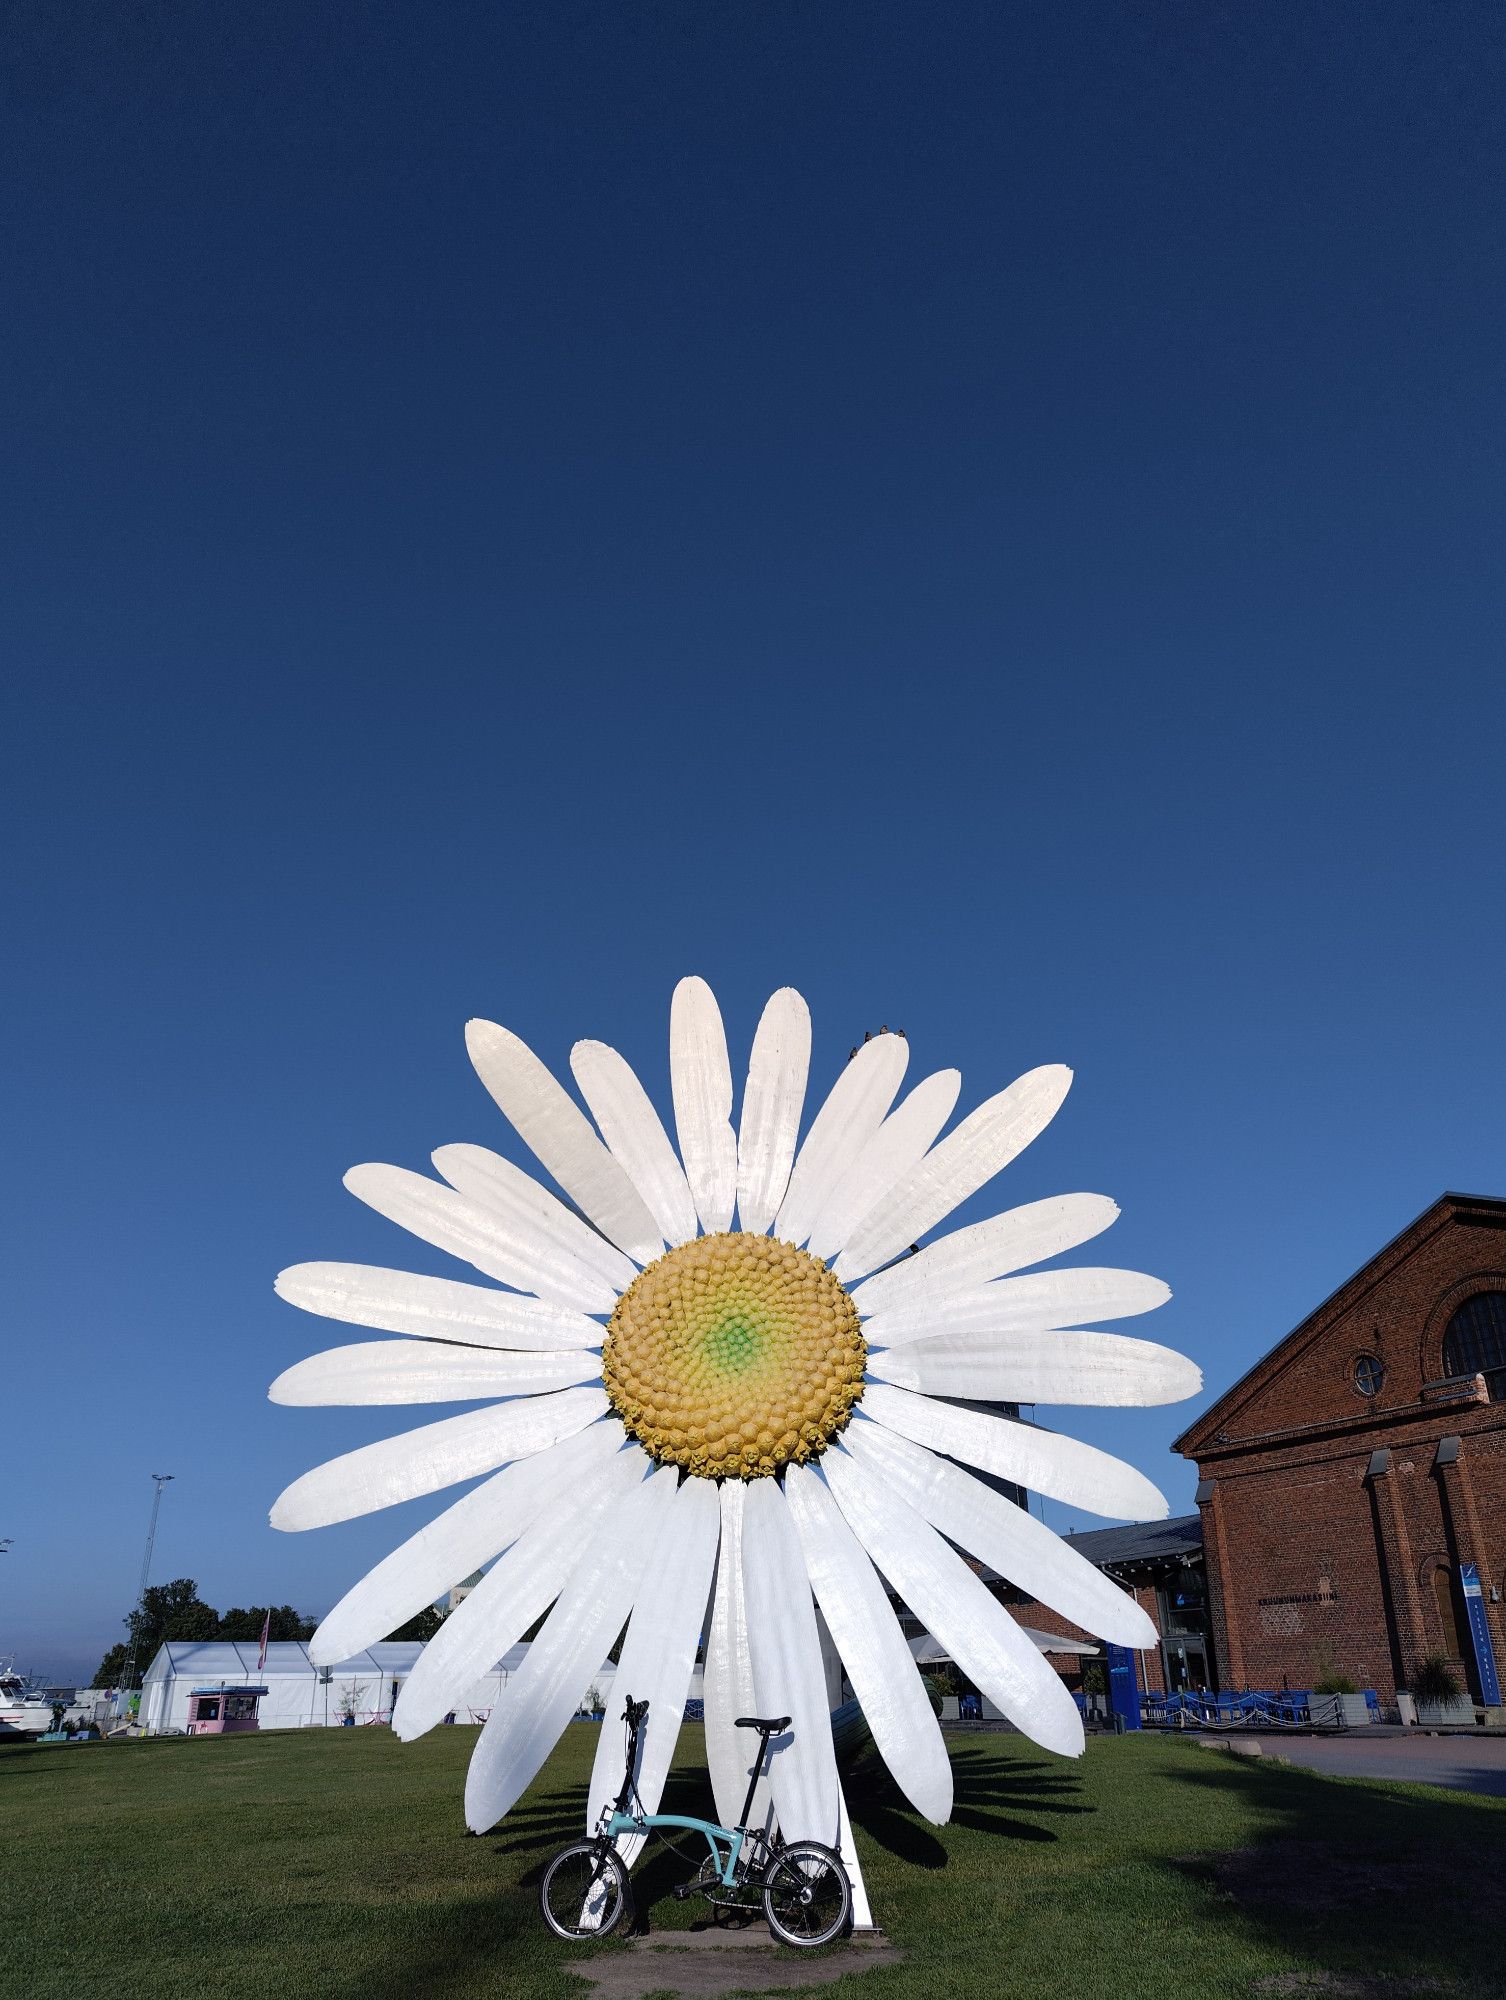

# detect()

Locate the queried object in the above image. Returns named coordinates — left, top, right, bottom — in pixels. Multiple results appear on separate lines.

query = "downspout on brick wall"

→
left=1366, top=1448, right=1429, bottom=1689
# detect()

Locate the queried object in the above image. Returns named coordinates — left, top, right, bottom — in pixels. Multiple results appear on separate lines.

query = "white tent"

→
left=138, top=1639, right=528, bottom=1734
left=906, top=1625, right=1099, bottom=1726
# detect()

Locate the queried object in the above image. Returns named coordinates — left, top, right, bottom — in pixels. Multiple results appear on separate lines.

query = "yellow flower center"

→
left=602, top=1232, right=866, bottom=1479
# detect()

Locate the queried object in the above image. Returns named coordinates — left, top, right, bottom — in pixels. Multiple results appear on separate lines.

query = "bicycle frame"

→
left=543, top=1700, right=849, bottom=1952
left=596, top=1695, right=773, bottom=1891
left=601, top=1807, right=755, bottom=1889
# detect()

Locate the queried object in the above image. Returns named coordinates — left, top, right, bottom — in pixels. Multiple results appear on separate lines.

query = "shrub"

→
left=1410, top=1655, right=1464, bottom=1704
left=1312, top=1672, right=1360, bottom=1695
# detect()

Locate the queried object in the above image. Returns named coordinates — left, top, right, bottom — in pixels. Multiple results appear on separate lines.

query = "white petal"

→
left=807, top=1069, right=960, bottom=1262
left=585, top=1477, right=721, bottom=1865
left=343, top=1164, right=616, bottom=1314
left=310, top=1420, right=627, bottom=1665
left=434, top=1145, right=639, bottom=1300
left=463, top=1467, right=680, bottom=1831
left=275, top=1263, right=604, bottom=1353
left=269, top=1340, right=600, bottom=1406
left=774, top=1034, right=909, bottom=1246
left=820, top=1443, right=1084, bottom=1758
left=843, top=1423, right=1157, bottom=1649
left=736, top=988, right=811, bottom=1234
left=835, top=1065, right=1073, bottom=1283
left=670, top=977, right=737, bottom=1234
left=868, top=1328, right=1203, bottom=1406
left=783, top=1462, right=952, bottom=1823
left=466, top=1019, right=663, bottom=1264
left=859, top=1381, right=1170, bottom=1520
left=570, top=1040, right=699, bottom=1247
left=849, top=1194, right=1121, bottom=1318
left=392, top=1439, right=651, bottom=1738
left=703, top=1481, right=770, bottom=1837
left=861, top=1267, right=1173, bottom=1347
left=269, top=1384, right=608, bottom=1530
left=741, top=1478, right=840, bottom=1847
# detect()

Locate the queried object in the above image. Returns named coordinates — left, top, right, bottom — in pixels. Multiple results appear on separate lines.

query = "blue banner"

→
left=1105, top=1644, right=1142, bottom=1729
left=1460, top=1564, right=1501, bottom=1706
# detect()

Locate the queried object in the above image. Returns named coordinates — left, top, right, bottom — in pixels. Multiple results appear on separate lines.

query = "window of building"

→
left=1441, top=1291, right=1506, bottom=1401
left=1353, top=1353, right=1384, bottom=1396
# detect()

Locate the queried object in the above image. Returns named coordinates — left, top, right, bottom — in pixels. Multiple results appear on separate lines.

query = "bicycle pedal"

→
left=672, top=1884, right=694, bottom=1902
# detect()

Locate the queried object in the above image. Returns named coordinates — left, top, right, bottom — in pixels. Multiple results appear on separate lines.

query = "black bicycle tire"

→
left=761, top=1839, right=852, bottom=1948
left=539, top=1841, right=631, bottom=1941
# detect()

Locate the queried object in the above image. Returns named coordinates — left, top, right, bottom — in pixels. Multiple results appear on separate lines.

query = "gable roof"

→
left=1173, top=1191, right=1506, bottom=1458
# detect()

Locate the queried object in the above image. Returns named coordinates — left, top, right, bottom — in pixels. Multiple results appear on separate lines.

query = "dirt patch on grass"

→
left=572, top=1926, right=902, bottom=1999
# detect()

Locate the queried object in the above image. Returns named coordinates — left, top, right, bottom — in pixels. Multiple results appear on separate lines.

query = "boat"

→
left=0, top=1661, right=82, bottom=1736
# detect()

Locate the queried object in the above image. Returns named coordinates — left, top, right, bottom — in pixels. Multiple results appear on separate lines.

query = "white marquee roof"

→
left=140, top=1639, right=567, bottom=1684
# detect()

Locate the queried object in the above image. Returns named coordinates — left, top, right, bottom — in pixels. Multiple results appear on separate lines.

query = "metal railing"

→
left=1141, top=1688, right=1380, bottom=1730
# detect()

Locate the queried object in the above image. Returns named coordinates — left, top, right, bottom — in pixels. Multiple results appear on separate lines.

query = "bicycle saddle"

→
left=735, top=1714, right=791, bottom=1733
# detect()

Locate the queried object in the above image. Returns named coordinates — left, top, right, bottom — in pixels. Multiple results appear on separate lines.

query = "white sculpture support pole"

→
left=817, top=1605, right=874, bottom=1928
left=837, top=1779, right=874, bottom=1931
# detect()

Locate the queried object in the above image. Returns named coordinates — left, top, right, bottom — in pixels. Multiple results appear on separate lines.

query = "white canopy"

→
left=135, top=1638, right=591, bottom=1733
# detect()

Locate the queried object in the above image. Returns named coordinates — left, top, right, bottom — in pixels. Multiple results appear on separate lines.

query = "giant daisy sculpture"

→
left=271, top=978, right=1200, bottom=1905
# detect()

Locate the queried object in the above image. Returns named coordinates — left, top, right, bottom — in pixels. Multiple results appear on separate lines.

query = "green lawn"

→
left=5, top=1723, right=1502, bottom=2000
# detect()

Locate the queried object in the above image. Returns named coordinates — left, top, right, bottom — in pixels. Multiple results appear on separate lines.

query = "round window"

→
left=1354, top=1354, right=1384, bottom=1397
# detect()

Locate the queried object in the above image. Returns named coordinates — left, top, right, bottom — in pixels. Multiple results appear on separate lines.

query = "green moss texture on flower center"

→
left=602, top=1231, right=866, bottom=1479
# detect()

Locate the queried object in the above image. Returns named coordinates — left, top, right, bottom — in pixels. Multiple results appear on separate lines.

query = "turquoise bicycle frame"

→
left=603, top=1810, right=751, bottom=1888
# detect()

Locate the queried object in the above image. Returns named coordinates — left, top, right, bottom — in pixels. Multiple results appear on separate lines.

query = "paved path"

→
left=1194, top=1730, right=1506, bottom=1796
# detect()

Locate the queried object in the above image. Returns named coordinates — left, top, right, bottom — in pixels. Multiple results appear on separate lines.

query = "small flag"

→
left=257, top=1610, right=271, bottom=1672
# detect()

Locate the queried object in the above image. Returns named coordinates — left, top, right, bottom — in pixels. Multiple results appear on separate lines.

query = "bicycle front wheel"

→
left=762, top=1840, right=851, bottom=1948
left=539, top=1841, right=631, bottom=1941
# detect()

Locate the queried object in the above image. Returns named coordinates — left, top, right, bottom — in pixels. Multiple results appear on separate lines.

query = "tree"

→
left=94, top=1577, right=220, bottom=1687
left=217, top=1605, right=315, bottom=1643
left=384, top=1605, right=446, bottom=1643
left=94, top=1642, right=131, bottom=1689
left=92, top=1580, right=314, bottom=1688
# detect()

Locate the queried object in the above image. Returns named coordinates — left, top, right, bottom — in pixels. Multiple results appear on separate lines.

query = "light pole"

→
left=119, top=1476, right=174, bottom=1719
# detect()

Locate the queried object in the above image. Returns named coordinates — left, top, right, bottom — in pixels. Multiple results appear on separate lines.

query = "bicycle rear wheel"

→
left=762, top=1840, right=851, bottom=1948
left=539, top=1841, right=631, bottom=1940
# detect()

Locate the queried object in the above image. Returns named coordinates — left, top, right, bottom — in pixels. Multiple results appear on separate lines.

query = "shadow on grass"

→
left=1164, top=1745, right=1506, bottom=1995
left=844, top=1740, right=1087, bottom=1865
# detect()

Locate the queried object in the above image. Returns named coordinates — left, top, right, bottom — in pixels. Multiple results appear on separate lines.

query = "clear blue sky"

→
left=4, top=4, right=1502, bottom=1684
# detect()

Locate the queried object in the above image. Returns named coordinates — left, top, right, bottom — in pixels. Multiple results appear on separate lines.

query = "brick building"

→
left=1174, top=1192, right=1506, bottom=1702
left=1054, top=1515, right=1209, bottom=1694
left=990, top=1515, right=1208, bottom=1697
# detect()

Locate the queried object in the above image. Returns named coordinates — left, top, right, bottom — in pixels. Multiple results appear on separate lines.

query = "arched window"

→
left=1441, top=1292, right=1506, bottom=1402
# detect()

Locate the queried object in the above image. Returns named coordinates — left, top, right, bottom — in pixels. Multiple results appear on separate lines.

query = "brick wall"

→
left=1003, top=1586, right=1169, bottom=1692
left=1178, top=1197, right=1506, bottom=1701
